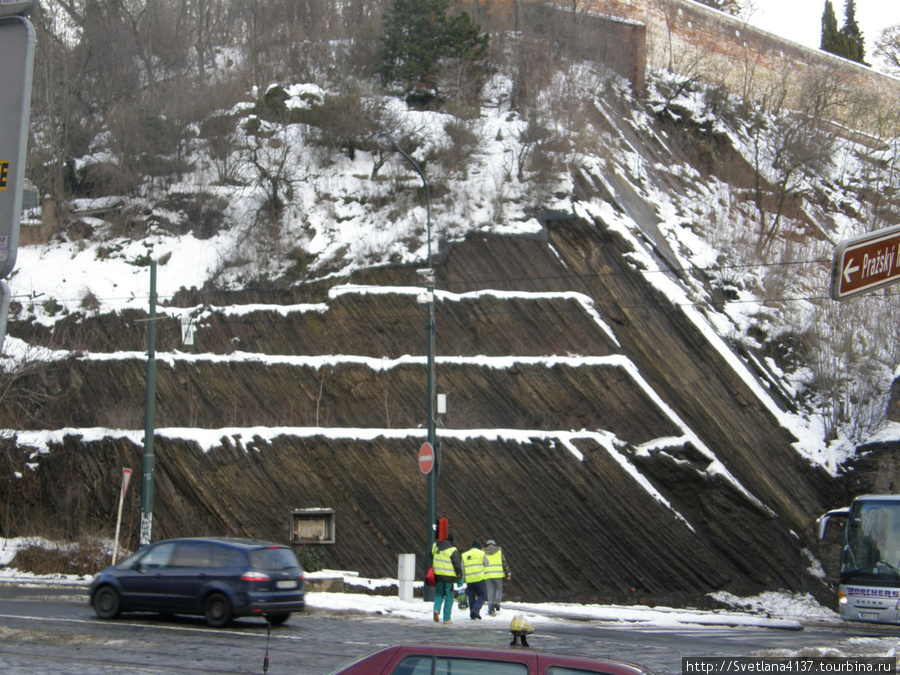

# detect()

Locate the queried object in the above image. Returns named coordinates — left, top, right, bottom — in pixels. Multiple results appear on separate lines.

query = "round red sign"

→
left=418, top=442, right=434, bottom=474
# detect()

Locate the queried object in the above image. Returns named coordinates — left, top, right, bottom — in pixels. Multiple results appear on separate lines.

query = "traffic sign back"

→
left=0, top=16, right=35, bottom=281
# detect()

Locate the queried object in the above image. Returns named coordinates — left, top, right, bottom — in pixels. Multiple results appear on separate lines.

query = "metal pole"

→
left=425, top=269, right=436, bottom=602
left=376, top=134, right=437, bottom=602
left=139, top=260, right=157, bottom=547
left=0, top=281, right=10, bottom=356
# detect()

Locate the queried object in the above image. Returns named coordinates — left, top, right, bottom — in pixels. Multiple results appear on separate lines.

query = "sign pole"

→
left=112, top=468, right=133, bottom=564
left=376, top=134, right=438, bottom=602
left=139, top=261, right=157, bottom=547
left=424, top=270, right=437, bottom=603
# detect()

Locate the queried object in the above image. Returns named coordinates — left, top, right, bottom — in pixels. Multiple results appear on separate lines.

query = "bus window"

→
left=842, top=502, right=900, bottom=577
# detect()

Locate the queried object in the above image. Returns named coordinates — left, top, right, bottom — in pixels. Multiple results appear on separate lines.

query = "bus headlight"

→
left=838, top=591, right=848, bottom=606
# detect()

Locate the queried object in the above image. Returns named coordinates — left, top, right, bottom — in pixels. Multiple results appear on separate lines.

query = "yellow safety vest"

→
left=461, top=548, right=485, bottom=582
left=483, top=549, right=504, bottom=579
left=431, top=542, right=458, bottom=578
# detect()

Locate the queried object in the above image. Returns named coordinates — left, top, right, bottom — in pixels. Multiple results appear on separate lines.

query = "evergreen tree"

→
left=820, top=0, right=842, bottom=54
left=821, top=0, right=867, bottom=64
left=380, top=0, right=450, bottom=96
left=443, top=12, right=490, bottom=63
left=380, top=0, right=490, bottom=103
left=839, top=0, right=866, bottom=64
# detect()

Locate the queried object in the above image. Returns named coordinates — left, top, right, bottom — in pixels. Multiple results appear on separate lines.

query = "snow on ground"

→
left=14, top=538, right=900, bottom=661
left=0, top=535, right=836, bottom=632
left=305, top=582, right=821, bottom=631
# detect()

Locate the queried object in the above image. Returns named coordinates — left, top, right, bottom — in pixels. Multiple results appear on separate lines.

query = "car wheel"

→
left=268, top=612, right=290, bottom=626
left=93, top=586, right=121, bottom=620
left=204, top=592, right=233, bottom=628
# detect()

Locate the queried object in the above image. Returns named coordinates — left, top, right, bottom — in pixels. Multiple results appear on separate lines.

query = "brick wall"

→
left=533, top=0, right=900, bottom=133
left=533, top=4, right=647, bottom=91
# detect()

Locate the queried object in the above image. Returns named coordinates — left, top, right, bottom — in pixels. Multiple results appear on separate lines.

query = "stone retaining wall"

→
left=537, top=0, right=900, bottom=132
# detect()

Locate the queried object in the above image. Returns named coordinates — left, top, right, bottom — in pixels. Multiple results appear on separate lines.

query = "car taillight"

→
left=242, top=571, right=271, bottom=582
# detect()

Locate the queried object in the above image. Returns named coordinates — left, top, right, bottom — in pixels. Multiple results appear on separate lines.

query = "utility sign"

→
left=0, top=16, right=35, bottom=280
left=180, top=315, right=195, bottom=345
left=831, top=225, right=900, bottom=300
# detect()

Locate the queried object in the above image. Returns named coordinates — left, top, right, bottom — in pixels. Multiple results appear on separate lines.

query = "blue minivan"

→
left=89, top=537, right=305, bottom=627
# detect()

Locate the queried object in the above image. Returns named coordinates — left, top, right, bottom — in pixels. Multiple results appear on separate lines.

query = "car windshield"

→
left=399, top=656, right=528, bottom=675
left=323, top=648, right=392, bottom=675
left=113, top=542, right=176, bottom=570
left=248, top=547, right=300, bottom=571
left=114, top=549, right=143, bottom=569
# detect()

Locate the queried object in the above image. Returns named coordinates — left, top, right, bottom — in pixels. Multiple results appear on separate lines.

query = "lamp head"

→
left=376, top=133, right=398, bottom=152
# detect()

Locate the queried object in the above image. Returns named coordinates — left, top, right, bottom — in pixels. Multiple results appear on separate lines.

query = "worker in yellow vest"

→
left=461, top=540, right=488, bottom=620
left=431, top=533, right=463, bottom=624
left=483, top=539, right=510, bottom=616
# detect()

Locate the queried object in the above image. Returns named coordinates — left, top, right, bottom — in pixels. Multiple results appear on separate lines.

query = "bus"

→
left=818, top=494, right=900, bottom=624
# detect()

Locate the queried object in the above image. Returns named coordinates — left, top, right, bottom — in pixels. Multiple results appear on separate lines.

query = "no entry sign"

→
left=418, top=442, right=434, bottom=474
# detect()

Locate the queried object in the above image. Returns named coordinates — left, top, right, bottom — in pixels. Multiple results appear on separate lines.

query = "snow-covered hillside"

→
left=3, top=57, right=900, bottom=604
left=9, top=66, right=899, bottom=459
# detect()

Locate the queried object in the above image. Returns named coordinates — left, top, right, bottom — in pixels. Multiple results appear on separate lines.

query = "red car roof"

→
left=330, top=642, right=656, bottom=675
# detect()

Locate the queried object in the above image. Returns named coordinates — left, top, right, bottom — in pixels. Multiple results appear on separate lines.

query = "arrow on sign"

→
left=842, top=258, right=859, bottom=284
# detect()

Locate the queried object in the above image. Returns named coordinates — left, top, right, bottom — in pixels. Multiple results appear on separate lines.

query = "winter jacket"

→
left=461, top=547, right=487, bottom=583
left=431, top=539, right=463, bottom=583
left=482, top=544, right=508, bottom=579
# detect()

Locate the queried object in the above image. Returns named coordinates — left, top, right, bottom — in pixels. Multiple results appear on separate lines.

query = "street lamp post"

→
left=140, top=259, right=158, bottom=547
left=376, top=133, right=437, bottom=602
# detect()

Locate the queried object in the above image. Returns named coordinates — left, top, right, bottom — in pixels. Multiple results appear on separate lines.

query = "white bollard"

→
left=398, top=553, right=415, bottom=602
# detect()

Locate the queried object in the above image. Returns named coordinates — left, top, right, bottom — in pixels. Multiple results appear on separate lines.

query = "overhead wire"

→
left=7, top=254, right=839, bottom=312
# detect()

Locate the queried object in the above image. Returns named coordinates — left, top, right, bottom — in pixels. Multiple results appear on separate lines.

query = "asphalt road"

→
left=1, top=583, right=899, bottom=675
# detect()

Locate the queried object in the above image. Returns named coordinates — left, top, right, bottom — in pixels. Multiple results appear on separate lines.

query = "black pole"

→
left=139, top=260, right=157, bottom=547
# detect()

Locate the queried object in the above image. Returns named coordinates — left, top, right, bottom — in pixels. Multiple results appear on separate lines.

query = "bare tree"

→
left=654, top=0, right=679, bottom=72
left=874, top=25, right=900, bottom=75
left=804, top=297, right=896, bottom=443
left=838, top=96, right=900, bottom=235
left=750, top=65, right=849, bottom=256
left=0, top=350, right=62, bottom=431
left=239, top=129, right=298, bottom=231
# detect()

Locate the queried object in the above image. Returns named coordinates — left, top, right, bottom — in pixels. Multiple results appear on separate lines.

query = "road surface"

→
left=1, top=583, right=898, bottom=674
